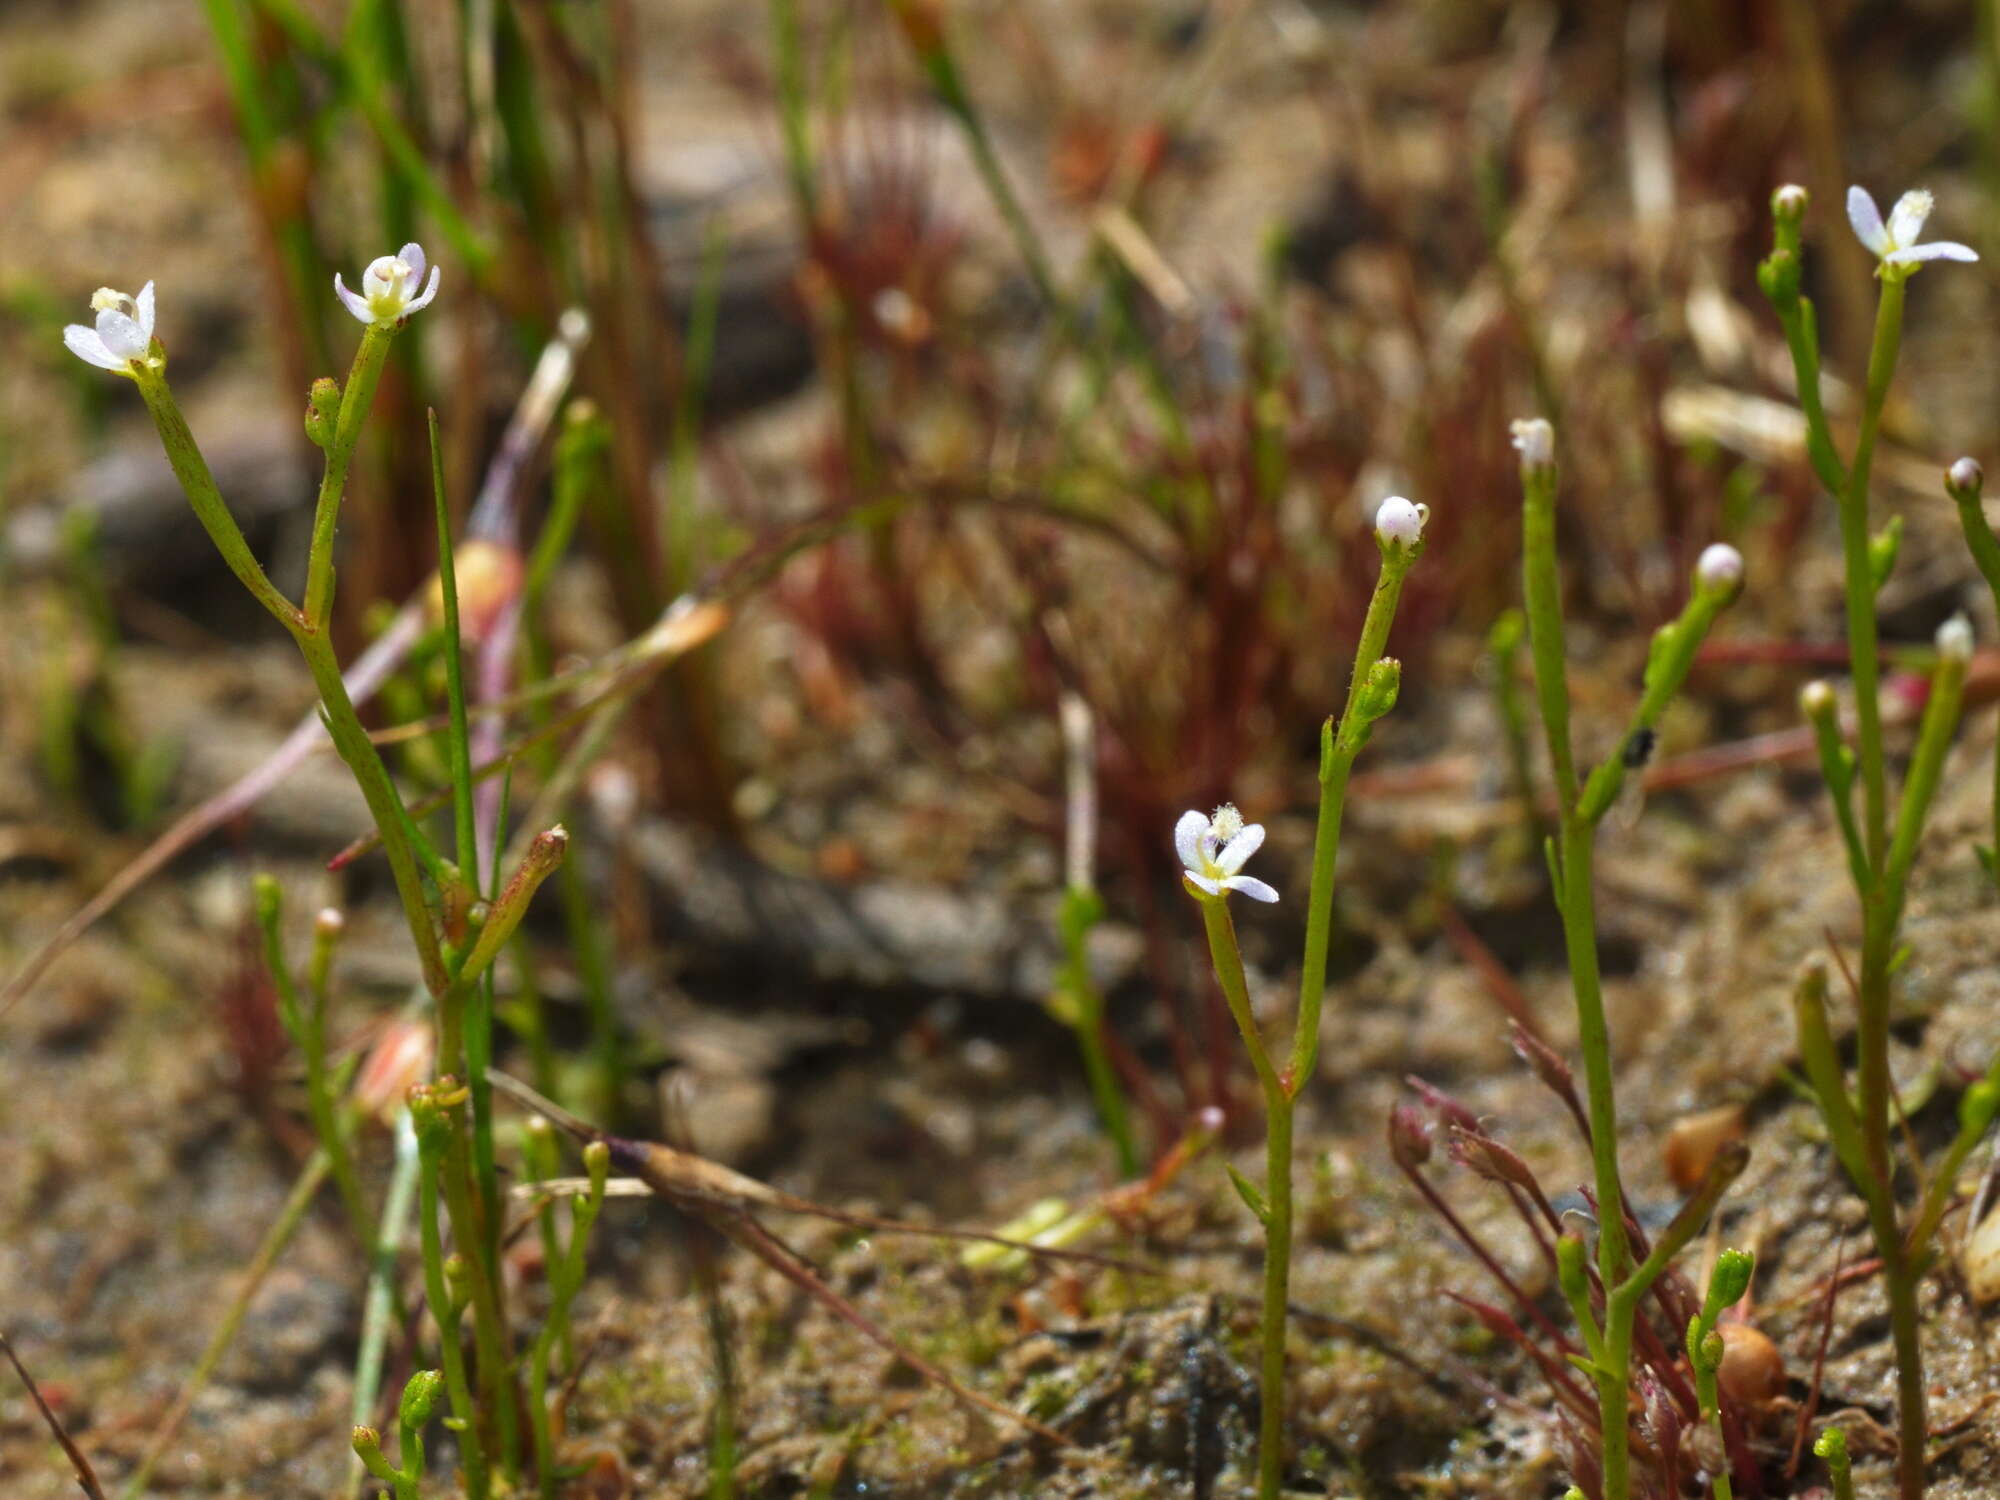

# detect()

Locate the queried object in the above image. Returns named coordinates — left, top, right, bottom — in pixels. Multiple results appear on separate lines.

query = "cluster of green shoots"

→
left=1185, top=180, right=2000, bottom=1500
left=65, top=256, right=607, bottom=1497
left=1760, top=182, right=2000, bottom=1500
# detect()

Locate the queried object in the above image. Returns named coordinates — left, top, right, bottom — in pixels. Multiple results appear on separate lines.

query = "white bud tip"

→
left=1950, top=457, right=1984, bottom=495
left=314, top=907, right=346, bottom=932
left=1774, top=184, right=1808, bottom=216
left=1696, top=543, right=1744, bottom=591
left=1374, top=495, right=1427, bottom=547
left=1800, top=679, right=1836, bottom=716
left=1938, top=613, right=1974, bottom=662
left=1510, top=418, right=1554, bottom=466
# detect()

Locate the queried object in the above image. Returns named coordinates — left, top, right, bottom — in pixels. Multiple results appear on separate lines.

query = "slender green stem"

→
left=1519, top=450, right=1579, bottom=808
left=430, top=408, right=478, bottom=882
left=1840, top=274, right=1906, bottom=869
left=306, top=322, right=396, bottom=630
left=1058, top=887, right=1136, bottom=1177
left=131, top=364, right=303, bottom=631
left=530, top=1144, right=607, bottom=1498
left=1291, top=543, right=1415, bottom=1089
left=348, top=1110, right=419, bottom=1500
left=414, top=1096, right=488, bottom=1500
left=253, top=877, right=371, bottom=1243
left=1945, top=462, right=2000, bottom=882
left=438, top=1088, right=520, bottom=1477
left=1194, top=892, right=1287, bottom=1499
left=296, top=628, right=450, bottom=996
left=1817, top=1425, right=1857, bottom=1500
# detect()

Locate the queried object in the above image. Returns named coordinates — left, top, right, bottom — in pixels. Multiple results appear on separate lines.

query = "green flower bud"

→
left=398, top=1368, right=445, bottom=1429
left=305, top=377, right=341, bottom=448
left=1704, top=1247, right=1756, bottom=1318
left=1869, top=515, right=1903, bottom=591
left=1354, top=656, right=1402, bottom=726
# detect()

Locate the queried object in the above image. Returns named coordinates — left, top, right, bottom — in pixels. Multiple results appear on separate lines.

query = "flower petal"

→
left=1215, top=822, right=1265, bottom=875
left=1887, top=189, right=1934, bottom=250
left=1885, top=241, right=1979, bottom=264
left=334, top=272, right=373, bottom=325
left=403, top=264, right=442, bottom=315
left=1846, top=185, right=1888, bottom=255
left=1174, top=809, right=1209, bottom=872
left=1222, top=875, right=1280, bottom=903
left=95, top=308, right=148, bottom=360
left=398, top=243, right=426, bottom=285
left=134, top=280, right=156, bottom=342
left=63, top=324, right=127, bottom=370
left=1184, top=871, right=1222, bottom=896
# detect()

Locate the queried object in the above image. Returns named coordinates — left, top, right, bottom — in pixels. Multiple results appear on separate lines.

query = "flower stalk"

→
left=1760, top=183, right=1981, bottom=1500
left=1183, top=495, right=1424, bottom=1500
left=1513, top=416, right=1743, bottom=1499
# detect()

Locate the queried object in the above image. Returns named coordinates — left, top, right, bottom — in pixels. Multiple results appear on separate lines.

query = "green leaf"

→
left=1224, top=1163, right=1269, bottom=1225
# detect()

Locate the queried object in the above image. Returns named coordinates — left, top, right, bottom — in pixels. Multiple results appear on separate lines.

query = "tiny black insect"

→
left=1622, top=727, right=1657, bottom=768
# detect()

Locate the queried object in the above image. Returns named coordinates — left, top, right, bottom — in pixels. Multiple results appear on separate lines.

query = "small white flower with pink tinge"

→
left=1696, top=543, right=1744, bottom=593
left=1846, top=187, right=1976, bottom=269
left=1938, top=613, right=1974, bottom=662
left=335, top=243, right=441, bottom=326
left=1176, top=804, right=1279, bottom=903
left=1510, top=418, right=1554, bottom=466
left=63, top=283, right=157, bottom=372
left=1375, top=495, right=1428, bottom=548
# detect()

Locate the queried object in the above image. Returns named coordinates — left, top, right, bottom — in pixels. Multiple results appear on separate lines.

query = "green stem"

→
left=348, top=1111, right=420, bottom=1499
left=1195, top=893, right=1288, bottom=1499
left=131, top=364, right=303, bottom=632
left=1840, top=274, right=1906, bottom=869
left=1887, top=1267, right=1928, bottom=1500
left=415, top=1103, right=488, bottom=1500
left=306, top=322, right=396, bottom=630
left=439, top=1092, right=519, bottom=1478
left=1291, top=545, right=1414, bottom=1089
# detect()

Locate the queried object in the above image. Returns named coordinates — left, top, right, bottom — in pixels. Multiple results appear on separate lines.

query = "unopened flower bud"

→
left=305, top=377, right=341, bottom=447
left=427, top=539, right=524, bottom=645
left=1510, top=417, right=1554, bottom=468
left=1937, top=613, right=1974, bottom=662
left=1354, top=656, right=1402, bottom=725
left=1695, top=542, right=1744, bottom=600
left=1772, top=183, right=1808, bottom=222
left=398, top=1368, right=445, bottom=1428
left=1374, top=494, right=1427, bottom=549
left=1800, top=679, right=1836, bottom=719
left=1948, top=456, right=1985, bottom=502
left=1869, top=516, right=1904, bottom=590
left=1706, top=1247, right=1756, bottom=1315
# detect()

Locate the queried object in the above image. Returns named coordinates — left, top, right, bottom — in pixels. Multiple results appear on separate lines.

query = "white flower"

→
left=1696, top=542, right=1743, bottom=592
left=335, top=243, right=441, bottom=326
left=1175, top=804, right=1278, bottom=903
left=1846, top=187, right=1976, bottom=269
left=63, top=282, right=156, bottom=372
left=1938, top=613, right=1974, bottom=662
left=1375, top=495, right=1428, bottom=548
left=1510, top=418, right=1554, bottom=466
